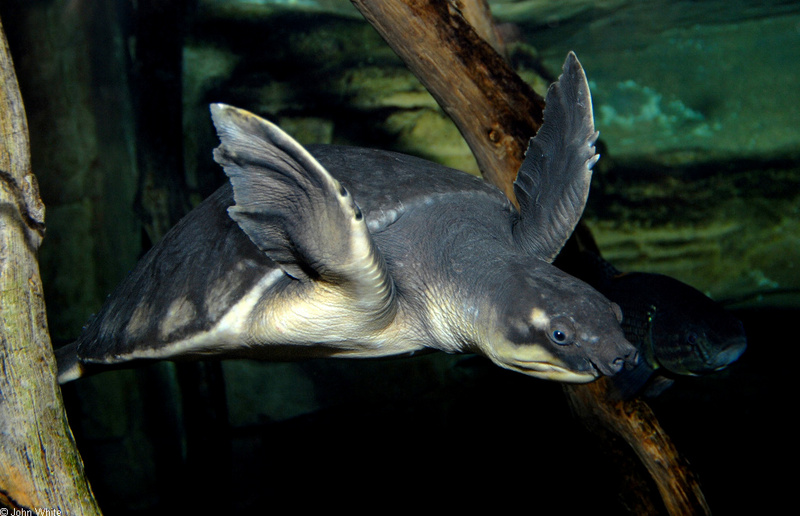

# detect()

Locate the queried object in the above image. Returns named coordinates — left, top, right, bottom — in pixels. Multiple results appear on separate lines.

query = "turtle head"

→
left=480, top=261, right=638, bottom=383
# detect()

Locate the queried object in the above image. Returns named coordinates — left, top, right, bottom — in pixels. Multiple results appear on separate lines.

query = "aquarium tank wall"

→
left=1, top=0, right=796, bottom=513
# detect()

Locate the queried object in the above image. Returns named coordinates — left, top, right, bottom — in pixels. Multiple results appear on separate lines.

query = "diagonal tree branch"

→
left=350, top=1, right=709, bottom=514
left=351, top=0, right=544, bottom=205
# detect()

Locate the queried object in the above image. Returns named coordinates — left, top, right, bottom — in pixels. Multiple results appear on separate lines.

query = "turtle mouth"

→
left=503, top=360, right=600, bottom=383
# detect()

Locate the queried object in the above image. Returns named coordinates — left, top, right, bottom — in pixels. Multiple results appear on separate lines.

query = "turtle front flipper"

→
left=512, top=52, right=599, bottom=262
left=210, top=104, right=396, bottom=327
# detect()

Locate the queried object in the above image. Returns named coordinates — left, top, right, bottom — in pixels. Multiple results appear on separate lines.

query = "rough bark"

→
left=566, top=379, right=710, bottom=515
left=0, top=15, right=101, bottom=513
left=350, top=1, right=710, bottom=514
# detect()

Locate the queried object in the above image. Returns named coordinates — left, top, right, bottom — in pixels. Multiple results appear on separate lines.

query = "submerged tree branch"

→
left=566, top=378, right=710, bottom=514
left=350, top=1, right=709, bottom=514
left=351, top=0, right=544, bottom=205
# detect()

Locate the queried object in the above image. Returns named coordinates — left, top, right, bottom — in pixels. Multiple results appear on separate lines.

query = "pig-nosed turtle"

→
left=56, top=52, right=637, bottom=384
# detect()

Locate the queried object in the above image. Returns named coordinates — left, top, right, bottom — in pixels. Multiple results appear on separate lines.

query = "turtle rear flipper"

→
left=513, top=52, right=599, bottom=261
left=210, top=104, right=396, bottom=326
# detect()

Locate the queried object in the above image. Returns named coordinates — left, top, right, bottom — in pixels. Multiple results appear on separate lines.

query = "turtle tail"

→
left=55, top=341, right=85, bottom=384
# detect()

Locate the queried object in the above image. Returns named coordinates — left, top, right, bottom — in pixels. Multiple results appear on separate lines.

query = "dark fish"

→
left=556, top=234, right=747, bottom=398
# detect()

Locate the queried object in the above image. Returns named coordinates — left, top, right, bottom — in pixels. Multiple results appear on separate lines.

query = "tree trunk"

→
left=0, top=15, right=101, bottom=514
left=133, top=0, right=192, bottom=247
left=350, top=1, right=710, bottom=514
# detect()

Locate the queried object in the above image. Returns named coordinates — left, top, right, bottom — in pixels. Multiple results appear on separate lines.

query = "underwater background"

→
left=1, top=0, right=797, bottom=513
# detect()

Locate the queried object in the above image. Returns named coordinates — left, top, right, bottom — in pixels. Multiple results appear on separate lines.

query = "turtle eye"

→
left=551, top=330, right=569, bottom=344
left=548, top=317, right=574, bottom=346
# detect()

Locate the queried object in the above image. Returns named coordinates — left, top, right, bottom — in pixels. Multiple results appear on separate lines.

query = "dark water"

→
left=61, top=304, right=787, bottom=513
